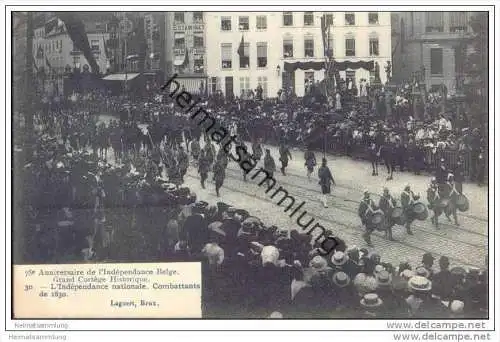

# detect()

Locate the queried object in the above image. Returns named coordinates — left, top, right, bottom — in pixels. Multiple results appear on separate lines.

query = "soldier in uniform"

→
left=198, top=149, right=211, bottom=189
left=216, top=145, right=229, bottom=169
left=444, top=174, right=460, bottom=226
left=190, top=138, right=201, bottom=163
left=359, top=191, right=377, bottom=247
left=204, top=142, right=215, bottom=168
left=263, top=149, right=276, bottom=188
left=177, top=146, right=189, bottom=183
left=401, top=184, right=419, bottom=235
left=252, top=139, right=263, bottom=164
left=435, top=158, right=449, bottom=193
left=318, top=158, right=335, bottom=208
left=304, top=148, right=317, bottom=181
left=279, top=142, right=293, bottom=175
left=453, top=156, right=465, bottom=194
left=427, top=177, right=442, bottom=228
left=212, top=159, right=226, bottom=197
left=378, top=187, right=397, bottom=241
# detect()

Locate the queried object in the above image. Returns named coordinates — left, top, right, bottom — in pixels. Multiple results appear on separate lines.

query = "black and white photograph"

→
left=8, top=4, right=494, bottom=329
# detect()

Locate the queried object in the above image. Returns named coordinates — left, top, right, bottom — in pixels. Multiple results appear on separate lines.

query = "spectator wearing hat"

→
left=376, top=270, right=406, bottom=317
left=359, top=293, right=384, bottom=318
left=406, top=276, right=447, bottom=318
left=249, top=245, right=298, bottom=317
left=331, top=271, right=356, bottom=311
left=292, top=256, right=335, bottom=318
left=432, top=256, right=454, bottom=300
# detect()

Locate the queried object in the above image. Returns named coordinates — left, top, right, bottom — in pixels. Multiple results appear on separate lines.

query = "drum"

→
left=437, top=198, right=450, bottom=209
left=366, top=210, right=385, bottom=231
left=456, top=194, right=469, bottom=212
left=391, top=207, right=406, bottom=226
left=412, top=202, right=429, bottom=221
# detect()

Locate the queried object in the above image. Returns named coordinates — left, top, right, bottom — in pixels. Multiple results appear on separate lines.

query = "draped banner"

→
left=284, top=60, right=375, bottom=73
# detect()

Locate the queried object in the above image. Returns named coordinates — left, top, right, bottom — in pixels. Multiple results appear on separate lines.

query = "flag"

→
left=33, top=55, right=38, bottom=73
left=182, top=48, right=189, bottom=67
left=45, top=56, right=53, bottom=73
left=36, top=45, right=44, bottom=59
left=102, top=35, right=110, bottom=60
left=237, top=35, right=245, bottom=56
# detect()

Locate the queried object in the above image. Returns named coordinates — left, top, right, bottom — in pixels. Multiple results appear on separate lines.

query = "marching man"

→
left=304, top=148, right=317, bottom=181
left=445, top=173, right=460, bottom=226
left=279, top=142, right=292, bottom=176
left=427, top=177, right=442, bottom=228
left=359, top=191, right=377, bottom=246
left=378, top=187, right=397, bottom=241
left=401, top=184, right=419, bottom=235
left=318, top=158, right=335, bottom=208
left=263, top=149, right=277, bottom=188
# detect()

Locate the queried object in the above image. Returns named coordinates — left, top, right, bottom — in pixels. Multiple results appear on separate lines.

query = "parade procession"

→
left=12, top=10, right=488, bottom=319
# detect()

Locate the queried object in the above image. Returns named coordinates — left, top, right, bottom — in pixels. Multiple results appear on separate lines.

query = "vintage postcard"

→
left=5, top=3, right=496, bottom=340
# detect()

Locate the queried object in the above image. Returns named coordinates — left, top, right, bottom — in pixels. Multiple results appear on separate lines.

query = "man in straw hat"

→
left=359, top=293, right=384, bottom=318
left=427, top=177, right=442, bottom=228
left=406, top=276, right=447, bottom=318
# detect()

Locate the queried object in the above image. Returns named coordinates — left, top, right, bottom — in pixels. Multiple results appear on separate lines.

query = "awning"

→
left=174, top=58, right=184, bottom=66
left=102, top=73, right=140, bottom=81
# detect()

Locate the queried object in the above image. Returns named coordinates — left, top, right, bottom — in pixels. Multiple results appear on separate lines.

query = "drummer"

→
left=427, top=177, right=442, bottom=228
left=444, top=173, right=460, bottom=226
left=358, top=191, right=377, bottom=247
left=378, top=187, right=397, bottom=241
left=401, top=184, right=419, bottom=235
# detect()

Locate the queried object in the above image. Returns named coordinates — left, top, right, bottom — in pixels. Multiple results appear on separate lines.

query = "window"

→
left=283, top=12, right=293, bottom=26
left=369, top=70, right=376, bottom=84
left=368, top=12, right=379, bottom=25
left=90, top=39, right=99, bottom=51
left=239, top=16, right=249, bottom=31
left=304, top=38, right=314, bottom=57
left=449, top=12, right=468, bottom=32
left=174, top=12, right=185, bottom=24
left=304, top=12, right=314, bottom=26
left=194, top=57, right=204, bottom=73
left=208, top=77, right=221, bottom=94
left=257, top=76, right=268, bottom=98
left=174, top=32, right=185, bottom=48
left=239, top=77, right=250, bottom=94
left=325, top=13, right=334, bottom=26
left=430, top=48, right=443, bottom=75
left=345, top=38, right=356, bottom=56
left=369, top=38, right=379, bottom=56
left=193, top=32, right=204, bottom=48
left=256, top=15, right=267, bottom=30
left=257, top=42, right=267, bottom=68
left=345, top=13, right=355, bottom=26
left=221, top=43, right=232, bottom=69
left=426, top=12, right=444, bottom=32
left=283, top=38, right=293, bottom=58
left=221, top=16, right=231, bottom=31
left=239, top=43, right=250, bottom=69
left=193, top=12, right=203, bottom=23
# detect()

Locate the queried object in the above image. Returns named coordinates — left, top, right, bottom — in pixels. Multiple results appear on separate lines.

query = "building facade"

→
left=32, top=14, right=113, bottom=95
left=204, top=11, right=391, bottom=98
left=391, top=12, right=475, bottom=95
left=164, top=11, right=207, bottom=92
